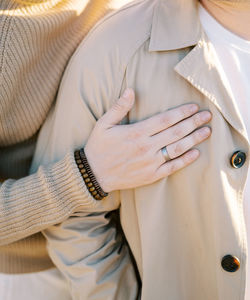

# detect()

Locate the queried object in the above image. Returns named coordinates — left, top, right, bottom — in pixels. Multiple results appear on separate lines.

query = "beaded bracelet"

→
left=74, top=149, right=108, bottom=200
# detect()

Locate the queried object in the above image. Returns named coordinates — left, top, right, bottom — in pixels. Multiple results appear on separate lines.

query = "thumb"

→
left=101, top=88, right=135, bottom=127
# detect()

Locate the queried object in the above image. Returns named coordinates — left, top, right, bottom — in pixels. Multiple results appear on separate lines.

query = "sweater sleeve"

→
left=0, top=0, right=133, bottom=247
left=0, top=151, right=96, bottom=246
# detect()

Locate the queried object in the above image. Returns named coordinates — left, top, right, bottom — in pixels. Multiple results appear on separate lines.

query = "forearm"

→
left=43, top=211, right=139, bottom=300
left=0, top=152, right=95, bottom=246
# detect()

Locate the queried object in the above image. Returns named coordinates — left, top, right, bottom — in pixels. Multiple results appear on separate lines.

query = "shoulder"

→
left=57, top=0, right=158, bottom=116
left=65, top=0, right=158, bottom=80
left=80, top=0, right=157, bottom=57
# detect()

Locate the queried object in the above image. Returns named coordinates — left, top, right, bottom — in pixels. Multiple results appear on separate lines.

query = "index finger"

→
left=134, top=103, right=199, bottom=136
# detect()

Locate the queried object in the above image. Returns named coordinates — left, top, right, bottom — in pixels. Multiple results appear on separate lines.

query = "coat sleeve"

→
left=32, top=7, right=140, bottom=299
left=43, top=212, right=139, bottom=300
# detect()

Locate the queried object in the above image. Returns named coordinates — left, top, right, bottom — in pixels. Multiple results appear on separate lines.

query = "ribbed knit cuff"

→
left=47, top=151, right=98, bottom=211
left=0, top=152, right=98, bottom=246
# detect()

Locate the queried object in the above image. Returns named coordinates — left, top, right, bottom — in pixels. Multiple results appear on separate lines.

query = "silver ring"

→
left=161, top=146, right=171, bottom=162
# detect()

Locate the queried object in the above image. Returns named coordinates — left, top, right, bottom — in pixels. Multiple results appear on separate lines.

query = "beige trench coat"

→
left=31, top=0, right=249, bottom=299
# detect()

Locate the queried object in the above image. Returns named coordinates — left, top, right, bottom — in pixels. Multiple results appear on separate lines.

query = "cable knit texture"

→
left=0, top=0, right=118, bottom=274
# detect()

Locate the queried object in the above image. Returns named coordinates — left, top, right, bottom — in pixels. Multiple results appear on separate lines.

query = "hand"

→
left=85, top=88, right=212, bottom=192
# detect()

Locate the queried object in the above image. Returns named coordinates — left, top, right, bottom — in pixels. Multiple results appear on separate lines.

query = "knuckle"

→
left=183, top=151, right=197, bottom=165
left=172, top=126, right=184, bottom=139
left=95, top=119, right=103, bottom=130
left=183, top=152, right=192, bottom=164
left=179, top=105, right=192, bottom=119
left=135, top=140, right=149, bottom=155
left=194, top=129, right=205, bottom=141
left=128, top=127, right=142, bottom=140
left=114, top=99, right=126, bottom=111
left=171, top=143, right=183, bottom=157
left=180, top=105, right=189, bottom=117
left=192, top=113, right=201, bottom=127
left=148, top=164, right=158, bottom=179
left=160, top=114, right=170, bottom=127
left=191, top=131, right=200, bottom=143
left=168, top=162, right=178, bottom=175
left=148, top=153, right=157, bottom=165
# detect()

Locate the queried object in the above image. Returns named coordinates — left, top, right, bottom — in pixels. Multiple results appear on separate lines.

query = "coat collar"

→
left=149, top=0, right=249, bottom=145
left=149, top=0, right=202, bottom=52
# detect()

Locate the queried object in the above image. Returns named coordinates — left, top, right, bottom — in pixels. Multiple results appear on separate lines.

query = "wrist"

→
left=84, top=145, right=113, bottom=193
left=74, top=149, right=109, bottom=200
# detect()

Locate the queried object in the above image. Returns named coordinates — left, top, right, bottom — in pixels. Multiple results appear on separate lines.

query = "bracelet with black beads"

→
left=74, top=149, right=108, bottom=200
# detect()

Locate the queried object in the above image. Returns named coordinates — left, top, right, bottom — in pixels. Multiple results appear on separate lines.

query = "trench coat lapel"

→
left=174, top=35, right=249, bottom=144
left=149, top=0, right=249, bottom=144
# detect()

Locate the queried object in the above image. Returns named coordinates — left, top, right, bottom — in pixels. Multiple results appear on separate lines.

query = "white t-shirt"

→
left=199, top=4, right=250, bottom=299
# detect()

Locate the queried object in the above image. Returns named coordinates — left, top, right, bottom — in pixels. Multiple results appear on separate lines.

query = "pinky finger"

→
left=155, top=149, right=200, bottom=180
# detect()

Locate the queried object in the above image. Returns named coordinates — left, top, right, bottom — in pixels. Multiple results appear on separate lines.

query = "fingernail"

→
left=202, top=127, right=211, bottom=136
left=190, top=104, right=199, bottom=113
left=123, top=88, right=131, bottom=99
left=201, top=111, right=212, bottom=122
left=190, top=149, right=200, bottom=159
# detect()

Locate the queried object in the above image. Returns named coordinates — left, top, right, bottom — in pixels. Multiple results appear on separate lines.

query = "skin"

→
left=85, top=89, right=212, bottom=192
left=201, top=0, right=250, bottom=39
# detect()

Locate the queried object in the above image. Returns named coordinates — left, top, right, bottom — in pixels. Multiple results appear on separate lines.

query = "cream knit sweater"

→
left=0, top=0, right=126, bottom=274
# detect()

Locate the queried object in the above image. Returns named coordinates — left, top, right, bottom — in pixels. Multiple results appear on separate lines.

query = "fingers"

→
left=155, top=149, right=200, bottom=180
left=153, top=110, right=212, bottom=149
left=157, top=126, right=211, bottom=165
left=135, top=103, right=199, bottom=136
left=99, top=88, right=135, bottom=128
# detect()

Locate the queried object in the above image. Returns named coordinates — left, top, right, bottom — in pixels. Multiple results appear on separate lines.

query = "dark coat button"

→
left=221, top=255, right=240, bottom=272
left=231, top=151, right=246, bottom=168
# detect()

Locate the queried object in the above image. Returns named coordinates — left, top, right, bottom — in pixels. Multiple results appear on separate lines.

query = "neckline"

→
left=199, top=3, right=250, bottom=52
